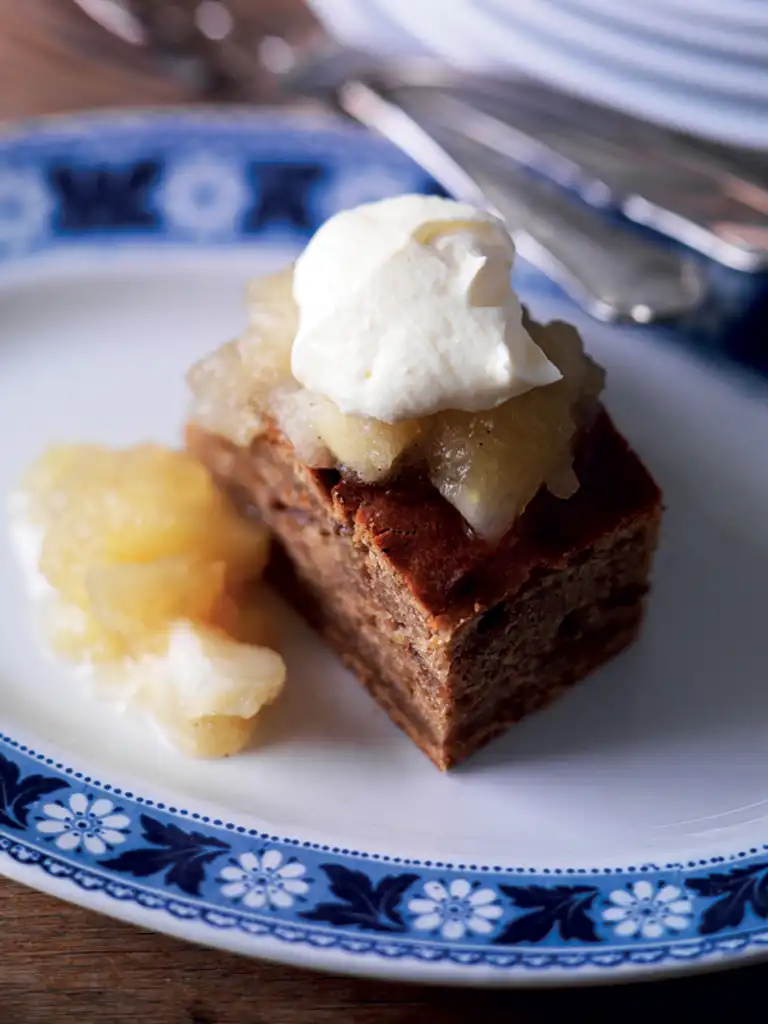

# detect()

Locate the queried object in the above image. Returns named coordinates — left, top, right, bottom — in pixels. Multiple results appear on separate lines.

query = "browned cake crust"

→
left=187, top=409, right=662, bottom=769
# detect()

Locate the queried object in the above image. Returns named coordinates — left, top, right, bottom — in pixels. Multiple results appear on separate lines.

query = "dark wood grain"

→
left=1, top=874, right=765, bottom=1023
left=1, top=2, right=766, bottom=1019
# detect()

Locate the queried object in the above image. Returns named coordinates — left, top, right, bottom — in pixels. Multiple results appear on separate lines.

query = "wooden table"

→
left=1, top=1, right=765, bottom=1019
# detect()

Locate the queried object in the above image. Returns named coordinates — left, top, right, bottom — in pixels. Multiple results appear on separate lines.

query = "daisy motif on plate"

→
left=36, top=794, right=131, bottom=855
left=0, top=168, right=53, bottom=254
left=158, top=154, right=250, bottom=238
left=219, top=849, right=310, bottom=910
left=408, top=879, right=503, bottom=941
left=602, top=880, right=694, bottom=940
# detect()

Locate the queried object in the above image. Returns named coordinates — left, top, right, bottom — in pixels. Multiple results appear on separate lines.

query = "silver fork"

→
left=334, top=78, right=706, bottom=323
left=71, top=0, right=709, bottom=322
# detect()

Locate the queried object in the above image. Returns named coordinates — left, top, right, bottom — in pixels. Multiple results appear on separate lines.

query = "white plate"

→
left=642, top=0, right=768, bottom=29
left=480, top=0, right=768, bottom=101
left=2, top=110, right=768, bottom=986
left=305, top=0, right=432, bottom=57
left=320, top=0, right=768, bottom=147
left=557, top=0, right=768, bottom=60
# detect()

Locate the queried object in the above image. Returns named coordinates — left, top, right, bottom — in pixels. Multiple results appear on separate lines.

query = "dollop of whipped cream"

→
left=290, top=194, right=561, bottom=423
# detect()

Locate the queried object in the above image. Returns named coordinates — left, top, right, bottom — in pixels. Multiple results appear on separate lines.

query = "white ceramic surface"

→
left=4, top=244, right=768, bottom=861
left=642, top=0, right=768, bottom=29
left=480, top=0, right=768, bottom=101
left=2, top=111, right=768, bottom=985
left=306, top=0, right=768, bottom=147
left=558, top=0, right=768, bottom=60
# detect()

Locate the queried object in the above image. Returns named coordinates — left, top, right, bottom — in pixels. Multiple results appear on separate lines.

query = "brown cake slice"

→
left=187, top=405, right=661, bottom=770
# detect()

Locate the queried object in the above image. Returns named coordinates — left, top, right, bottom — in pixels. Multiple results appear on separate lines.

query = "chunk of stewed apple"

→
left=312, top=398, right=422, bottom=481
left=16, top=442, right=285, bottom=757
left=188, top=266, right=298, bottom=446
left=527, top=316, right=605, bottom=415
left=427, top=321, right=597, bottom=541
left=86, top=557, right=226, bottom=647
left=132, top=621, right=286, bottom=758
left=29, top=444, right=269, bottom=601
left=428, top=388, right=575, bottom=541
left=276, top=389, right=421, bottom=480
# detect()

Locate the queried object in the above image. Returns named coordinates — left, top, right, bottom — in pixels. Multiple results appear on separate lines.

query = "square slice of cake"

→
left=186, top=195, right=662, bottom=769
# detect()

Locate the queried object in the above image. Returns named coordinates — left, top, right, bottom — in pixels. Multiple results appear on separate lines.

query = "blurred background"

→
left=3, top=0, right=768, bottom=374
left=309, top=0, right=768, bottom=147
left=7, top=0, right=767, bottom=144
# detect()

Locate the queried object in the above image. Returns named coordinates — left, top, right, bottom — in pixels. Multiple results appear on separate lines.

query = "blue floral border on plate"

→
left=4, top=732, right=768, bottom=975
left=1, top=109, right=767, bottom=979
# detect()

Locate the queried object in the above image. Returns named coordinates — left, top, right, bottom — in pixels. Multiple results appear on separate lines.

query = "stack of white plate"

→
left=308, top=0, right=768, bottom=149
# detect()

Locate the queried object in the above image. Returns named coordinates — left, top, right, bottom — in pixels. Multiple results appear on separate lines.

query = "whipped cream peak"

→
left=290, top=194, right=561, bottom=423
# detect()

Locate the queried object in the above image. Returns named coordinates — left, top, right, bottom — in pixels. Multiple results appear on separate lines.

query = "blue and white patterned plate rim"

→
left=1, top=107, right=767, bottom=986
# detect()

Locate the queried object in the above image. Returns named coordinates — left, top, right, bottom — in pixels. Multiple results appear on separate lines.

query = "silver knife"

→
left=69, top=3, right=709, bottom=319
left=338, top=79, right=705, bottom=323
left=285, top=47, right=768, bottom=271
left=73, top=3, right=768, bottom=273
left=386, top=73, right=768, bottom=272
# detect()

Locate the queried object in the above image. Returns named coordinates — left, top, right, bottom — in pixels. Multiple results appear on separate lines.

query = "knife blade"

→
left=338, top=78, right=706, bottom=322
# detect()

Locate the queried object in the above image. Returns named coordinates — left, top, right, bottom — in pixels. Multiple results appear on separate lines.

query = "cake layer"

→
left=269, top=539, right=647, bottom=768
left=187, top=409, right=662, bottom=768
